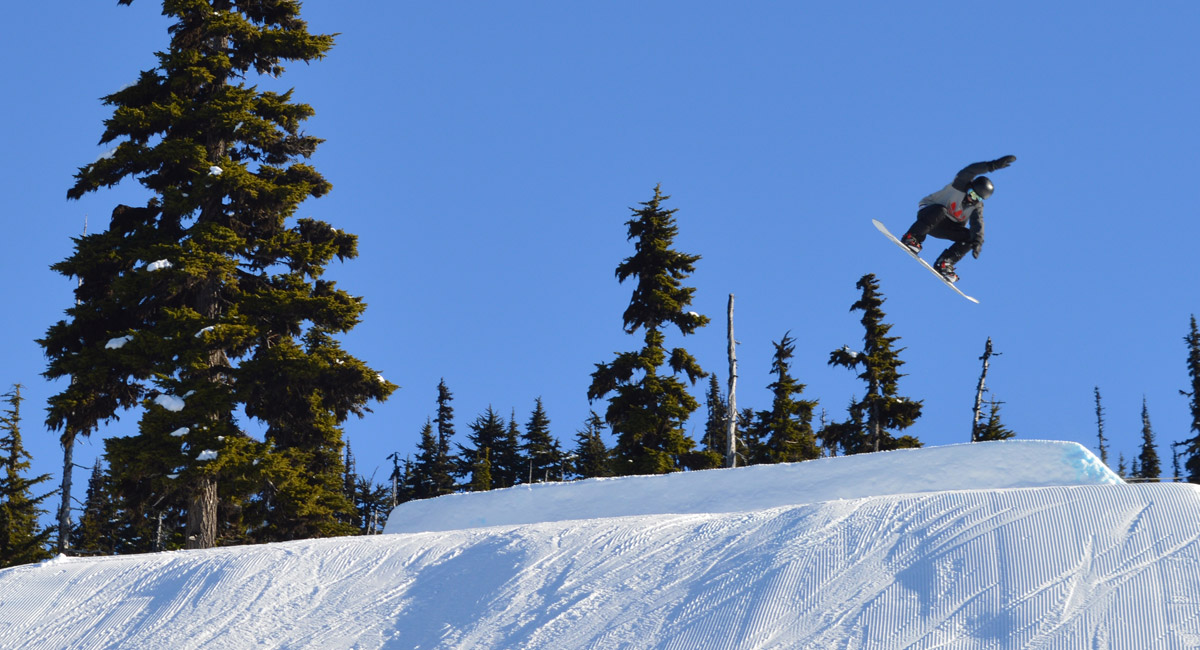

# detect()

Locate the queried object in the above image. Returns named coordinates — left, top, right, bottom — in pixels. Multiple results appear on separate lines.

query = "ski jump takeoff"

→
left=900, top=155, right=1017, bottom=283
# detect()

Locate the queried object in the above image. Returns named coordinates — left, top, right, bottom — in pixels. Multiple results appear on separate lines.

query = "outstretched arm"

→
left=952, top=155, right=1017, bottom=191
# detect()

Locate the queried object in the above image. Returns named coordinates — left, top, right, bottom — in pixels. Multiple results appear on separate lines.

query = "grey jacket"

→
left=918, top=161, right=993, bottom=243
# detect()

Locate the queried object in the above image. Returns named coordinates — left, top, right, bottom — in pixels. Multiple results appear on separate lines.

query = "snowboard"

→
left=872, top=219, right=979, bottom=304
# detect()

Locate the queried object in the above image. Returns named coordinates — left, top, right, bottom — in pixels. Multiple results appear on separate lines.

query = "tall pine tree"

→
left=497, top=413, right=525, bottom=488
left=433, top=380, right=458, bottom=494
left=826, top=274, right=923, bottom=454
left=523, top=398, right=563, bottom=483
left=40, top=0, right=394, bottom=549
left=410, top=381, right=457, bottom=498
left=588, top=186, right=711, bottom=475
left=342, top=442, right=358, bottom=525
left=0, top=385, right=54, bottom=568
left=1182, top=316, right=1200, bottom=483
left=1137, top=397, right=1161, bottom=482
left=759, top=332, right=821, bottom=463
left=412, top=420, right=446, bottom=499
left=701, top=375, right=729, bottom=458
left=459, top=408, right=515, bottom=491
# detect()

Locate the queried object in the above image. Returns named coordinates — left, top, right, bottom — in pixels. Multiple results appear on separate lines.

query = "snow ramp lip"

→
left=383, top=439, right=1122, bottom=534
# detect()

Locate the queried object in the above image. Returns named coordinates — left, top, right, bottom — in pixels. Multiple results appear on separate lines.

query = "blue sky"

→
left=6, top=1, right=1200, bottom=514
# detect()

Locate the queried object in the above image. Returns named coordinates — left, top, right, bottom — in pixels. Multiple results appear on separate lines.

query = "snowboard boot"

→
left=901, top=232, right=922, bottom=254
left=933, top=257, right=959, bottom=283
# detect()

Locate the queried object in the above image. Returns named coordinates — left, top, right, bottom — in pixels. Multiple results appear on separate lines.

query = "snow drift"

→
left=2, top=441, right=1198, bottom=650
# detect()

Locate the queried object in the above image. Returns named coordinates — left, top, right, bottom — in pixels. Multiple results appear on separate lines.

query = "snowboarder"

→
left=901, top=155, right=1017, bottom=283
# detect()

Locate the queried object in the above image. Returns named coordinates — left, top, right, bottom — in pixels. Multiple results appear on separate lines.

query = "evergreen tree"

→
left=827, top=274, right=923, bottom=454
left=760, top=332, right=821, bottom=463
left=1137, top=397, right=1161, bottom=482
left=411, top=420, right=447, bottom=499
left=459, top=408, right=508, bottom=491
left=973, top=399, right=1016, bottom=441
left=1172, top=442, right=1185, bottom=484
left=433, top=380, right=458, bottom=494
left=1094, top=386, right=1109, bottom=465
left=101, top=432, right=187, bottom=552
left=1117, top=453, right=1128, bottom=479
left=470, top=448, right=493, bottom=493
left=343, top=442, right=358, bottom=523
left=407, top=382, right=457, bottom=499
left=1181, top=316, right=1200, bottom=483
left=351, top=474, right=389, bottom=535
left=40, top=0, right=394, bottom=549
left=819, top=398, right=862, bottom=458
left=523, top=399, right=563, bottom=483
left=496, top=414, right=525, bottom=488
left=0, top=385, right=54, bottom=567
left=71, top=460, right=119, bottom=556
left=702, top=375, right=729, bottom=457
left=588, top=186, right=711, bottom=475
left=573, top=411, right=612, bottom=479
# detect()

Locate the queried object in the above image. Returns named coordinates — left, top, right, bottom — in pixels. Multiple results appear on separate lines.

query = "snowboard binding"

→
left=933, top=258, right=958, bottom=283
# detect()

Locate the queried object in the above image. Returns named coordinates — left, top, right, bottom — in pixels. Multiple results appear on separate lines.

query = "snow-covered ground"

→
left=2, top=440, right=1199, bottom=649
left=383, top=439, right=1120, bottom=534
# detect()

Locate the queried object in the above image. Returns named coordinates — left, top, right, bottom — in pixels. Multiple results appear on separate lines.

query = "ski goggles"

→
left=966, top=189, right=983, bottom=202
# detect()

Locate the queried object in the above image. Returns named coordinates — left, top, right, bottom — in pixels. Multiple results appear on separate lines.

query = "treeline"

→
left=5, top=0, right=1200, bottom=567
left=17, top=187, right=1200, bottom=557
left=7, top=263, right=1200, bottom=562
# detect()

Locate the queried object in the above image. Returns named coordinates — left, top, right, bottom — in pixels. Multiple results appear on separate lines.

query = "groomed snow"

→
left=2, top=440, right=1198, bottom=650
left=383, top=440, right=1121, bottom=534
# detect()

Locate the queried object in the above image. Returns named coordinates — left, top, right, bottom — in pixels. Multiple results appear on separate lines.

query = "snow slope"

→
left=383, top=440, right=1121, bottom=534
left=2, top=441, right=1199, bottom=650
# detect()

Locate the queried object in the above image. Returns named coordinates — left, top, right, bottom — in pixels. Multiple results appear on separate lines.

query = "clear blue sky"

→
left=6, top=1, right=1200, bottom=515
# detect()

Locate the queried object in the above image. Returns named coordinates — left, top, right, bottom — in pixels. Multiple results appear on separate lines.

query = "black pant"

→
left=904, top=204, right=972, bottom=265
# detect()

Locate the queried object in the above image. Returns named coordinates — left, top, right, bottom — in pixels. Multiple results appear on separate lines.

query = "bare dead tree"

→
left=726, top=294, right=738, bottom=468
left=971, top=337, right=999, bottom=442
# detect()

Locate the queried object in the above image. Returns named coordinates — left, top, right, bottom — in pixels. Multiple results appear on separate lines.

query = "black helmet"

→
left=970, top=176, right=994, bottom=200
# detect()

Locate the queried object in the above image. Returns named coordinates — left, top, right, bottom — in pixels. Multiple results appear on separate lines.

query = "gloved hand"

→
left=972, top=239, right=983, bottom=259
left=991, top=155, right=1017, bottom=170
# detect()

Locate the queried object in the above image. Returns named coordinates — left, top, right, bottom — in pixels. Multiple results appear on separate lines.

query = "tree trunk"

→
left=186, top=474, right=218, bottom=549
left=56, top=435, right=75, bottom=555
left=188, top=262, right=227, bottom=550
left=58, top=236, right=85, bottom=556
left=871, top=401, right=881, bottom=453
left=868, top=379, right=881, bottom=452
